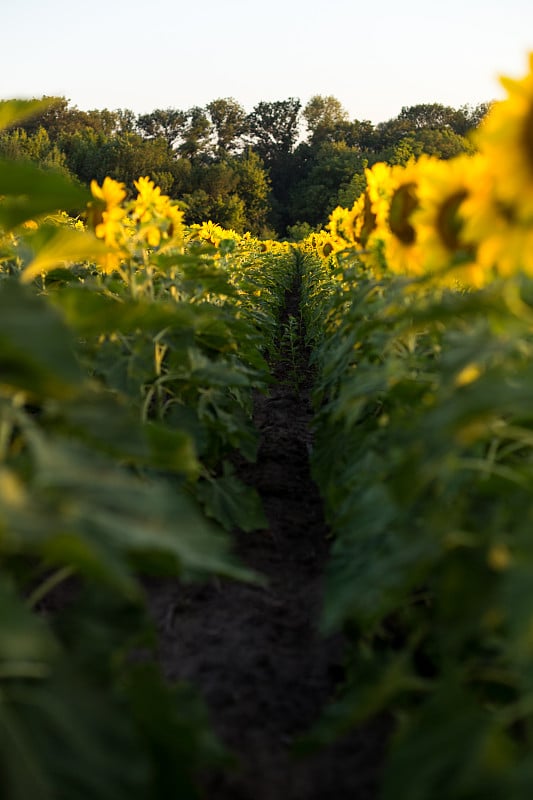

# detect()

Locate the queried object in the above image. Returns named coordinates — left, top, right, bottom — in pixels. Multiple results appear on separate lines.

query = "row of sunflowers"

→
left=296, top=53, right=533, bottom=800
left=306, top=52, right=533, bottom=287
left=0, top=98, right=296, bottom=799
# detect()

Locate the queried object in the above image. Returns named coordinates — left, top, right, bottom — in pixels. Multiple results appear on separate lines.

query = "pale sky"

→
left=2, top=0, right=533, bottom=124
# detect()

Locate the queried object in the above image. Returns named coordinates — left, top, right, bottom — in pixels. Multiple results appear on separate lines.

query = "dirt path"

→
left=146, top=281, right=388, bottom=799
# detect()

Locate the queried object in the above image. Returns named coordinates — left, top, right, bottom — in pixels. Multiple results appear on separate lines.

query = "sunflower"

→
left=363, top=161, right=393, bottom=237
left=313, top=230, right=345, bottom=260
left=363, top=162, right=400, bottom=272
left=132, top=176, right=162, bottom=223
left=90, top=177, right=127, bottom=210
left=87, top=177, right=126, bottom=232
left=475, top=52, right=533, bottom=217
left=188, top=220, right=227, bottom=247
left=461, top=152, right=533, bottom=279
left=327, top=205, right=352, bottom=243
left=413, top=154, right=485, bottom=287
left=382, top=160, right=424, bottom=276
left=132, top=177, right=185, bottom=247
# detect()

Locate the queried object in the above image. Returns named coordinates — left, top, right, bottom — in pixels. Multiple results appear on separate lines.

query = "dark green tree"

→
left=246, top=98, right=302, bottom=162
left=0, top=125, right=70, bottom=174
left=246, top=99, right=302, bottom=231
left=287, top=141, right=366, bottom=228
left=59, top=129, right=178, bottom=193
left=303, top=95, right=350, bottom=146
left=231, top=150, right=271, bottom=235
left=205, top=98, right=248, bottom=156
left=178, top=107, right=213, bottom=159
left=136, top=108, right=188, bottom=149
left=181, top=152, right=269, bottom=234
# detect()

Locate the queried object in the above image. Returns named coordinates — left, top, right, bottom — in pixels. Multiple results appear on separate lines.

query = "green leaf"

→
left=50, top=287, right=198, bottom=337
left=321, top=481, right=437, bottom=631
left=296, top=647, right=425, bottom=753
left=58, top=391, right=199, bottom=479
left=0, top=667, right=149, bottom=800
left=145, top=422, right=199, bottom=478
left=25, top=432, right=254, bottom=582
left=0, top=280, right=82, bottom=397
left=0, top=578, right=58, bottom=679
left=197, top=462, right=268, bottom=532
left=18, top=224, right=109, bottom=283
left=123, top=663, right=230, bottom=798
left=0, top=98, right=52, bottom=132
left=383, top=682, right=516, bottom=800
left=0, top=160, right=89, bottom=230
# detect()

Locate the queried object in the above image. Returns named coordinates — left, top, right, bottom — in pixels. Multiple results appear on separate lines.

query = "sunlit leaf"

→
left=18, top=224, right=108, bottom=283
left=0, top=98, right=52, bottom=132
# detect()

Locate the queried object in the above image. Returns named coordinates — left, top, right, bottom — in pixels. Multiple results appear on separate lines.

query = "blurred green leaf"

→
left=0, top=160, right=88, bottom=230
left=197, top=462, right=268, bottom=533
left=123, top=663, right=230, bottom=798
left=18, top=224, right=108, bottom=283
left=0, top=98, right=52, bottom=131
left=383, top=682, right=517, bottom=800
left=0, top=280, right=82, bottom=397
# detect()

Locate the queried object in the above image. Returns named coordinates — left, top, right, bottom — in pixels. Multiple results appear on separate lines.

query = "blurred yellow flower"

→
left=90, top=177, right=127, bottom=211
left=487, top=543, right=512, bottom=571
left=87, top=178, right=128, bottom=272
left=461, top=153, right=533, bottom=278
left=350, top=162, right=393, bottom=271
left=454, top=363, right=482, bottom=387
left=475, top=52, right=533, bottom=216
left=383, top=160, right=424, bottom=276
left=413, top=155, right=483, bottom=286
left=133, top=176, right=162, bottom=223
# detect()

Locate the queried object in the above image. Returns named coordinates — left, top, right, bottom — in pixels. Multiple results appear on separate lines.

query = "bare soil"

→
left=146, top=283, right=389, bottom=799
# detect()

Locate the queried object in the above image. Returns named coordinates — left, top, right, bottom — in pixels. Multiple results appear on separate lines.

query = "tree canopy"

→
left=0, top=94, right=490, bottom=237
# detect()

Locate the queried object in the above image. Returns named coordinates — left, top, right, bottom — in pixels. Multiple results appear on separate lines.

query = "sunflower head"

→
left=436, top=190, right=469, bottom=252
left=357, top=189, right=377, bottom=247
left=475, top=52, right=533, bottom=214
left=389, top=182, right=418, bottom=245
left=86, top=177, right=127, bottom=230
left=522, top=90, right=533, bottom=174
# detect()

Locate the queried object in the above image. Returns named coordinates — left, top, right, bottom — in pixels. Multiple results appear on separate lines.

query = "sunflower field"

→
left=0, top=98, right=296, bottom=799
left=2, top=50, right=533, bottom=799
left=298, top=52, right=533, bottom=799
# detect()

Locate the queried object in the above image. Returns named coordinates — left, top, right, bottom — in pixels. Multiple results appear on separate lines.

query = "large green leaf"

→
left=0, top=160, right=88, bottom=230
left=17, top=224, right=109, bottom=283
left=0, top=98, right=52, bottom=132
left=24, top=430, right=254, bottom=582
left=383, top=682, right=517, bottom=800
left=0, top=280, right=82, bottom=397
left=197, top=462, right=268, bottom=533
left=0, top=668, right=149, bottom=800
left=50, top=287, right=199, bottom=337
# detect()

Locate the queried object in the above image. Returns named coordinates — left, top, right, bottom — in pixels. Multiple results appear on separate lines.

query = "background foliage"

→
left=0, top=95, right=487, bottom=237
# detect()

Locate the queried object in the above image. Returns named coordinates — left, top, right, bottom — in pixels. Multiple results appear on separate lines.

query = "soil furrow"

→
left=146, top=282, right=387, bottom=799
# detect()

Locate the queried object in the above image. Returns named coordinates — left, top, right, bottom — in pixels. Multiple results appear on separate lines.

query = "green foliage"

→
left=0, top=126, right=70, bottom=174
left=205, top=98, right=248, bottom=156
left=0, top=158, right=88, bottom=230
left=136, top=108, right=188, bottom=148
left=286, top=221, right=316, bottom=241
left=0, top=94, right=489, bottom=236
left=0, top=125, right=294, bottom=796
left=300, top=249, right=533, bottom=797
left=288, top=141, right=366, bottom=227
left=303, top=95, right=350, bottom=146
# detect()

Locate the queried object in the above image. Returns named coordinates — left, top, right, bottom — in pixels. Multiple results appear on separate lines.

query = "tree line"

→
left=0, top=95, right=489, bottom=238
